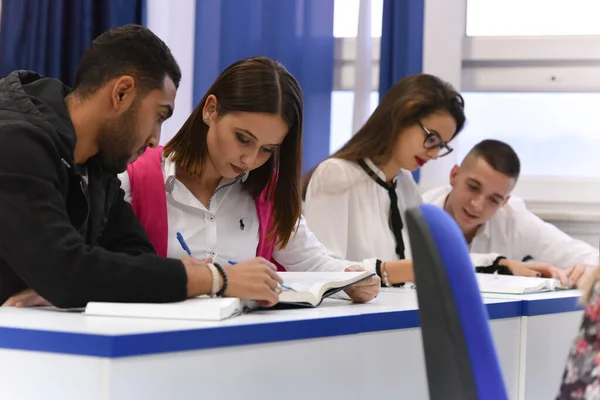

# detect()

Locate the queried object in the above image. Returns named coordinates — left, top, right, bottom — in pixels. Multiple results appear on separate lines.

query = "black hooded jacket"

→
left=0, top=71, right=187, bottom=307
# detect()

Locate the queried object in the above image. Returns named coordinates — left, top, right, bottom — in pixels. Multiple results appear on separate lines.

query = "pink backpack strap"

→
left=255, top=173, right=286, bottom=272
left=127, top=146, right=169, bottom=257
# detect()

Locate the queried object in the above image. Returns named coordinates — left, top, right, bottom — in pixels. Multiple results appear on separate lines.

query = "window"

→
left=330, top=0, right=383, bottom=155
left=463, top=0, right=600, bottom=92
left=466, top=0, right=600, bottom=37
left=462, top=0, right=600, bottom=213
left=330, top=91, right=380, bottom=154
left=333, top=0, right=383, bottom=38
left=459, top=92, right=600, bottom=179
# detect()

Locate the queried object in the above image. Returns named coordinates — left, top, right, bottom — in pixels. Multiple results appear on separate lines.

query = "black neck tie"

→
left=357, top=159, right=406, bottom=260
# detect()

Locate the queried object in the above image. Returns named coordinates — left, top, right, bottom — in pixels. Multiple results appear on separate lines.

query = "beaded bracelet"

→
left=213, top=262, right=228, bottom=297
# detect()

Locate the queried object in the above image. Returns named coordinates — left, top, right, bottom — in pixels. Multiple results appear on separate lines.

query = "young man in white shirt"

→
left=423, top=139, right=598, bottom=287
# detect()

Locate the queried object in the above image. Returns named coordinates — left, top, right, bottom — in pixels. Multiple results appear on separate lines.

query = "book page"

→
left=280, top=272, right=368, bottom=297
left=276, top=271, right=372, bottom=305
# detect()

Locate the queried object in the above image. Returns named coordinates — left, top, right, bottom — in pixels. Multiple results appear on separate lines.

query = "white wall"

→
left=145, top=0, right=196, bottom=145
left=419, top=0, right=467, bottom=193
left=550, top=220, right=600, bottom=247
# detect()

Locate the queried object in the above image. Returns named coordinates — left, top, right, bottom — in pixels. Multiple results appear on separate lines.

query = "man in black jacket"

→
left=0, top=24, right=281, bottom=308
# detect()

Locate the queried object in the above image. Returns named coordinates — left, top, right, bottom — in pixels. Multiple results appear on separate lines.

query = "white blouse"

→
left=303, top=158, right=500, bottom=269
left=118, top=156, right=375, bottom=272
left=303, top=158, right=422, bottom=263
left=424, top=186, right=599, bottom=269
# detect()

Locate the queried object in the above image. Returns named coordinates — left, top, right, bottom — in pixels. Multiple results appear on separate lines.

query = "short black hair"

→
left=72, top=24, right=181, bottom=97
left=464, top=139, right=521, bottom=179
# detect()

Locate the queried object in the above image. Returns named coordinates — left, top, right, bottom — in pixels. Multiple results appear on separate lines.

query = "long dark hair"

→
left=164, top=57, right=303, bottom=248
left=302, top=73, right=465, bottom=198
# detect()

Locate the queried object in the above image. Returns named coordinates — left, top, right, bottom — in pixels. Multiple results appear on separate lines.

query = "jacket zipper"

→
left=62, top=158, right=90, bottom=234
left=80, top=179, right=90, bottom=230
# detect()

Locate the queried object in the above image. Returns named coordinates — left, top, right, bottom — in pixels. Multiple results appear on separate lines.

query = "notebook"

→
left=476, top=273, right=570, bottom=295
left=84, top=271, right=375, bottom=321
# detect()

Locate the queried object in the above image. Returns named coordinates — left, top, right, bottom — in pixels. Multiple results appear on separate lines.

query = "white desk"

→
left=482, top=290, right=584, bottom=400
left=0, top=291, right=583, bottom=400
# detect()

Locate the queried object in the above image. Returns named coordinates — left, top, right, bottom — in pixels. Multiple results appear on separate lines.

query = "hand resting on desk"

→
left=500, top=259, right=570, bottom=286
left=502, top=260, right=599, bottom=289
left=342, top=265, right=380, bottom=303
left=2, top=288, right=51, bottom=307
left=565, top=264, right=597, bottom=289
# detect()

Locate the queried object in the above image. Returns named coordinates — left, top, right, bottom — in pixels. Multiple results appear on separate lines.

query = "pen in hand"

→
left=176, top=232, right=195, bottom=258
left=228, top=260, right=296, bottom=292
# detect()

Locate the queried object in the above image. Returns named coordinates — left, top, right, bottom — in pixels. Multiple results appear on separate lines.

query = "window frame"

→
left=333, top=37, right=380, bottom=91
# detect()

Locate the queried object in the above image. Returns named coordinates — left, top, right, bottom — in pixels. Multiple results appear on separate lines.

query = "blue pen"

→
left=228, top=260, right=295, bottom=291
left=176, top=232, right=195, bottom=258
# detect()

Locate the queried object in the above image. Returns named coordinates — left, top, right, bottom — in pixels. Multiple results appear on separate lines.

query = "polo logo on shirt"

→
left=239, top=218, right=245, bottom=231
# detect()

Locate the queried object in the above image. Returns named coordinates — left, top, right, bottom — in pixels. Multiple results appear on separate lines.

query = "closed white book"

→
left=476, top=273, right=569, bottom=295
left=85, top=297, right=245, bottom=321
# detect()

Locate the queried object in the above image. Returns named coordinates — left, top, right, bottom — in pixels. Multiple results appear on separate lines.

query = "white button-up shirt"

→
left=118, top=156, right=373, bottom=272
left=423, top=186, right=599, bottom=269
left=303, top=158, right=421, bottom=263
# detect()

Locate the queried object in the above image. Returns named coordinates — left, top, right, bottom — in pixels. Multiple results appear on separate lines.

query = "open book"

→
left=276, top=271, right=375, bottom=307
left=476, top=273, right=570, bottom=295
left=84, top=271, right=374, bottom=321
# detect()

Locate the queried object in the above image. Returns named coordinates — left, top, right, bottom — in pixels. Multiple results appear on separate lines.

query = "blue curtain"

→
left=0, top=0, right=143, bottom=86
left=379, top=0, right=425, bottom=182
left=194, top=0, right=335, bottom=172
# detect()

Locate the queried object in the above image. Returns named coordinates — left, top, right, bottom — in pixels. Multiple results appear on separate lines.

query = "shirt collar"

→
left=474, top=218, right=492, bottom=239
left=163, top=155, right=248, bottom=194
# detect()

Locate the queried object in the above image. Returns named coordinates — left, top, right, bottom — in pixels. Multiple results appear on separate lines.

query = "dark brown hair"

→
left=464, top=139, right=521, bottom=180
left=302, top=73, right=465, bottom=198
left=73, top=24, right=181, bottom=97
left=164, top=57, right=303, bottom=248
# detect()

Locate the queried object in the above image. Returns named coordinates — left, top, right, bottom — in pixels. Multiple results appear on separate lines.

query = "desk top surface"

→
left=0, top=290, right=582, bottom=358
left=479, top=289, right=584, bottom=315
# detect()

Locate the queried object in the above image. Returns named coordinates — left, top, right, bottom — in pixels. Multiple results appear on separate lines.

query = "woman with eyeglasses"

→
left=302, top=74, right=464, bottom=287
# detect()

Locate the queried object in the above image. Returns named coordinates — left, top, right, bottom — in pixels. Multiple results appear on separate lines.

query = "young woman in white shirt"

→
left=303, top=74, right=466, bottom=287
left=118, top=57, right=379, bottom=305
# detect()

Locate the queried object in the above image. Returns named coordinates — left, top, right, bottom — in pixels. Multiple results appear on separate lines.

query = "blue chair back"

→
left=405, top=204, right=508, bottom=400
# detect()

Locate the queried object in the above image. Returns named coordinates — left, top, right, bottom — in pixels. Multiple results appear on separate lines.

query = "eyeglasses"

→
left=419, top=121, right=453, bottom=157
